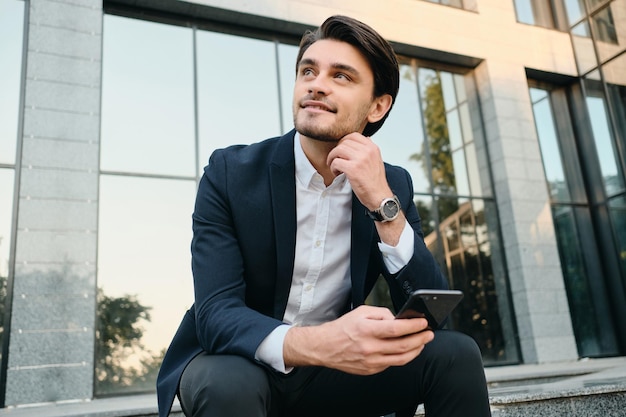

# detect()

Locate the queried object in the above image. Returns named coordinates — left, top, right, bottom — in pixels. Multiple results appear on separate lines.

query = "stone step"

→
left=484, top=356, right=626, bottom=417
left=0, top=357, right=624, bottom=417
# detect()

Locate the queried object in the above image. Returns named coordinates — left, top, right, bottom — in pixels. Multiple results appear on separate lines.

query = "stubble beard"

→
left=293, top=109, right=365, bottom=143
left=294, top=121, right=342, bottom=143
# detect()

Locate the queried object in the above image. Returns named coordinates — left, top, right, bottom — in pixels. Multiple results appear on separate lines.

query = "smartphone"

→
left=395, top=289, right=463, bottom=329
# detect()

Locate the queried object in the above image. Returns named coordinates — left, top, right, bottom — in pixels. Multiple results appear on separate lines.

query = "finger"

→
left=373, top=318, right=430, bottom=339
left=357, top=305, right=396, bottom=320
left=376, top=330, right=434, bottom=356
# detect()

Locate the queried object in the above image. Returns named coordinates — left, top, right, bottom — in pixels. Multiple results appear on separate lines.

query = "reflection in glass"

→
left=564, top=0, right=586, bottom=26
left=530, top=88, right=572, bottom=202
left=513, top=0, right=556, bottom=28
left=197, top=31, right=281, bottom=171
left=592, top=5, right=622, bottom=64
left=278, top=43, right=299, bottom=135
left=415, top=195, right=435, bottom=238
left=101, top=15, right=195, bottom=177
left=418, top=69, right=480, bottom=198
left=0, top=170, right=13, bottom=279
left=0, top=169, right=14, bottom=369
left=0, top=0, right=24, bottom=165
left=572, top=20, right=599, bottom=74
left=585, top=85, right=625, bottom=195
left=376, top=62, right=430, bottom=193
left=608, top=197, right=626, bottom=283
left=361, top=62, right=515, bottom=363
left=427, top=197, right=517, bottom=364
left=586, top=0, right=613, bottom=13
left=420, top=69, right=456, bottom=195
left=592, top=5, right=617, bottom=43
left=96, top=176, right=195, bottom=395
left=552, top=205, right=619, bottom=356
left=604, top=53, right=626, bottom=161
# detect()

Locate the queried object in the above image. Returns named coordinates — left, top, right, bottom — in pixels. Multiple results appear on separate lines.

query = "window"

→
left=375, top=63, right=519, bottom=365
left=604, top=52, right=626, bottom=165
left=0, top=0, right=24, bottom=165
left=584, top=79, right=625, bottom=196
left=591, top=2, right=623, bottom=64
left=608, top=196, right=626, bottom=282
left=529, top=85, right=621, bottom=357
left=195, top=30, right=282, bottom=172
left=98, top=15, right=197, bottom=396
left=98, top=14, right=293, bottom=395
left=529, top=88, right=571, bottom=202
left=100, top=16, right=195, bottom=178
left=514, top=0, right=557, bottom=28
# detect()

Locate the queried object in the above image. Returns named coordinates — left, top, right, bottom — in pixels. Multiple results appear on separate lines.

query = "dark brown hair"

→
left=296, top=15, right=400, bottom=136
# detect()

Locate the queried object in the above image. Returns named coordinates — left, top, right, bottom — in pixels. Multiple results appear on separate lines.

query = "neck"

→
left=299, top=134, right=338, bottom=186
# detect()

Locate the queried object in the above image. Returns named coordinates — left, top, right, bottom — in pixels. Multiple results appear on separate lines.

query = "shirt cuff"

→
left=254, top=324, right=293, bottom=374
left=378, top=220, right=415, bottom=274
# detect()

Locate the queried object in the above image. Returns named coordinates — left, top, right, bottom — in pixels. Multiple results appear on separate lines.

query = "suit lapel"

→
left=269, top=131, right=297, bottom=319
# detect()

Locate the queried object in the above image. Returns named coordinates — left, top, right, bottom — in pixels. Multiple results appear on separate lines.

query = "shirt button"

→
left=305, top=285, right=313, bottom=292
left=315, top=240, right=321, bottom=247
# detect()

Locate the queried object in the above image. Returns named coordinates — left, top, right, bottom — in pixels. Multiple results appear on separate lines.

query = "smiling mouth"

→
left=301, top=100, right=336, bottom=113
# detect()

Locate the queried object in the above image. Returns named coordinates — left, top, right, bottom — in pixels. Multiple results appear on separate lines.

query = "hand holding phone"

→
left=395, top=289, right=463, bottom=330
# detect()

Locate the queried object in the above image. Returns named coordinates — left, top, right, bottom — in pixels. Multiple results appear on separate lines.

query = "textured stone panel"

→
left=14, top=229, right=97, bottom=263
left=9, top=293, right=95, bottom=332
left=17, top=197, right=98, bottom=230
left=19, top=168, right=98, bottom=200
left=4, top=364, right=92, bottom=406
left=29, top=0, right=102, bottom=34
left=7, top=328, right=94, bottom=368
left=23, top=107, right=100, bottom=142
left=21, top=137, right=99, bottom=171
left=25, top=79, right=100, bottom=114
left=13, top=263, right=96, bottom=295
left=26, top=51, right=101, bottom=86
left=28, top=24, right=101, bottom=61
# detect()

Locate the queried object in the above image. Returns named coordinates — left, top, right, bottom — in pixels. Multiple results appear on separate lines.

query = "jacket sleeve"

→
left=190, top=149, right=283, bottom=359
left=383, top=167, right=449, bottom=312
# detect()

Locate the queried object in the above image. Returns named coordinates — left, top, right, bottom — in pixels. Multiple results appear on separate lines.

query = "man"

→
left=157, top=15, right=491, bottom=417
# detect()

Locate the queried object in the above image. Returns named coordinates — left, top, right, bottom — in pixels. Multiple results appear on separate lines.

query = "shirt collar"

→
left=294, top=133, right=348, bottom=190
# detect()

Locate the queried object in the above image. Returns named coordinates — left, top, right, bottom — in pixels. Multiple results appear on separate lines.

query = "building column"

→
left=5, top=0, right=102, bottom=405
left=475, top=60, right=579, bottom=364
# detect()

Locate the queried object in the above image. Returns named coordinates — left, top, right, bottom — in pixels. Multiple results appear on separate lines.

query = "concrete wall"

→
left=6, top=0, right=103, bottom=405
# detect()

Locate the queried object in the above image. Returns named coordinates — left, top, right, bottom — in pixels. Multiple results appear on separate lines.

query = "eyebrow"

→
left=298, top=57, right=361, bottom=77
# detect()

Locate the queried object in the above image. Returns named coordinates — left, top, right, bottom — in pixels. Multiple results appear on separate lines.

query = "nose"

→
left=308, top=73, right=330, bottom=96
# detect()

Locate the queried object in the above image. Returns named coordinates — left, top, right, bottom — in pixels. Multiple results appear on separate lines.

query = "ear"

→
left=367, top=94, right=393, bottom=124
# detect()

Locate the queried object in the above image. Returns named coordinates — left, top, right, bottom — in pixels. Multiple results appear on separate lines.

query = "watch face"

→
left=382, top=199, right=399, bottom=219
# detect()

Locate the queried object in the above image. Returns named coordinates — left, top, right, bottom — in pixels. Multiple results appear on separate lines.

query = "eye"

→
left=334, top=72, right=351, bottom=82
left=300, top=67, right=315, bottom=78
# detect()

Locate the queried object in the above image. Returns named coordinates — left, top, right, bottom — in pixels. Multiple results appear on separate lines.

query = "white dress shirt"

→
left=255, top=134, right=415, bottom=372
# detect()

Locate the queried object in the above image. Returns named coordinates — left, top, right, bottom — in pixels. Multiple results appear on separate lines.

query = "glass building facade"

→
left=526, top=0, right=626, bottom=357
left=0, top=0, right=624, bottom=410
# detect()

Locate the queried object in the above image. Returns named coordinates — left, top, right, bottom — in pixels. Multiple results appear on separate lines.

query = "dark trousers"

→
left=178, top=330, right=491, bottom=417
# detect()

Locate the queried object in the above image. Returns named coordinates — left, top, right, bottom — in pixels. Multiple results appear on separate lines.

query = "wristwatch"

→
left=366, top=195, right=400, bottom=222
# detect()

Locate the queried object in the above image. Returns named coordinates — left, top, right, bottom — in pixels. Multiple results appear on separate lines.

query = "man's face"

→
left=293, top=39, right=379, bottom=142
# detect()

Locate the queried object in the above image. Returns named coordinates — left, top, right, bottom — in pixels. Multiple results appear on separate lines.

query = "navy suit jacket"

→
left=156, top=130, right=447, bottom=416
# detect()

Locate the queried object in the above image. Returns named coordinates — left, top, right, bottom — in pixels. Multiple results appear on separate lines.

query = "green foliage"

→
left=409, top=71, right=457, bottom=196
left=95, top=288, right=163, bottom=395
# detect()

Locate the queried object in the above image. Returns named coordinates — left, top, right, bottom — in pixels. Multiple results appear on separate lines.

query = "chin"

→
left=295, top=123, right=343, bottom=143
left=296, top=129, right=341, bottom=143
